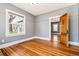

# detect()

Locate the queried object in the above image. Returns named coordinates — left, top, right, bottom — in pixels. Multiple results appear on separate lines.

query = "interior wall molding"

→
left=34, top=36, right=79, bottom=46
left=69, top=41, right=79, bottom=46
left=0, top=36, right=79, bottom=49
left=33, top=36, right=50, bottom=40
left=0, top=37, right=34, bottom=49
left=0, top=36, right=49, bottom=49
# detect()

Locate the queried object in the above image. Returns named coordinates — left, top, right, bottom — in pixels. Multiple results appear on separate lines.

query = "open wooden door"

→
left=60, top=13, right=69, bottom=47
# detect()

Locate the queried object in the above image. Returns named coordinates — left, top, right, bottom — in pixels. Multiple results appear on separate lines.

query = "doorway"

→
left=49, top=13, right=69, bottom=47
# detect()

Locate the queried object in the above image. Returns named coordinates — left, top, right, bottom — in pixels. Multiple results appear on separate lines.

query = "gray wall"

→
left=35, top=4, right=79, bottom=42
left=78, top=4, right=79, bottom=42
left=0, top=3, right=78, bottom=45
left=0, top=3, right=35, bottom=45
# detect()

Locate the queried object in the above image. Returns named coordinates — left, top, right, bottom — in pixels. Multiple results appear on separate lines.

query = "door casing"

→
left=49, top=13, right=69, bottom=47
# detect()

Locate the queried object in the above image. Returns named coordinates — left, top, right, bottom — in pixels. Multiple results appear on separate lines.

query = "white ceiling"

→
left=11, top=3, right=76, bottom=16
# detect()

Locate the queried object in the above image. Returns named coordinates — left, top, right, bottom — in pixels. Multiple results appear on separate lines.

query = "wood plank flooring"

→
left=0, top=39, right=79, bottom=56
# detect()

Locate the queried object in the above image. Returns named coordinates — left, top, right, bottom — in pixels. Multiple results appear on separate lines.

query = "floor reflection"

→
left=53, top=41, right=59, bottom=47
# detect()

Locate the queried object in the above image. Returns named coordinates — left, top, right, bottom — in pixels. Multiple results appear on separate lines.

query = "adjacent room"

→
left=0, top=3, right=79, bottom=56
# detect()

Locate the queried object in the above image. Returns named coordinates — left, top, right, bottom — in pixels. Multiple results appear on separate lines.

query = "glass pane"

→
left=53, top=24, right=58, bottom=32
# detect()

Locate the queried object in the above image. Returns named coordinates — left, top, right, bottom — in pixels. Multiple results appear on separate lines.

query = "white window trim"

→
left=5, top=9, right=26, bottom=37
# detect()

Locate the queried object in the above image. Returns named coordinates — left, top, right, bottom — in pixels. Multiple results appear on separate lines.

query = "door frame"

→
left=49, top=13, right=69, bottom=47
left=49, top=15, right=61, bottom=41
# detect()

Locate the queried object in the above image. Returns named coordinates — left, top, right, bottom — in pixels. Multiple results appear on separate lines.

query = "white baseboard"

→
left=69, top=41, right=79, bottom=46
left=0, top=36, right=49, bottom=49
left=0, top=37, right=34, bottom=49
left=34, top=36, right=79, bottom=47
left=0, top=36, right=79, bottom=49
left=33, top=36, right=50, bottom=40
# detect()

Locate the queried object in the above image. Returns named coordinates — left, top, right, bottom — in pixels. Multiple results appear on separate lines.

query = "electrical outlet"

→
left=1, top=39, right=5, bottom=43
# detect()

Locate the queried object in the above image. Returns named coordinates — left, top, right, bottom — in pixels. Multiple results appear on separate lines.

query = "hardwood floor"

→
left=0, top=39, right=79, bottom=56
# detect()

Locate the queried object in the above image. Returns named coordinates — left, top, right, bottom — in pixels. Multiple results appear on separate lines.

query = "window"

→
left=6, top=9, right=25, bottom=37
left=51, top=22, right=60, bottom=33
